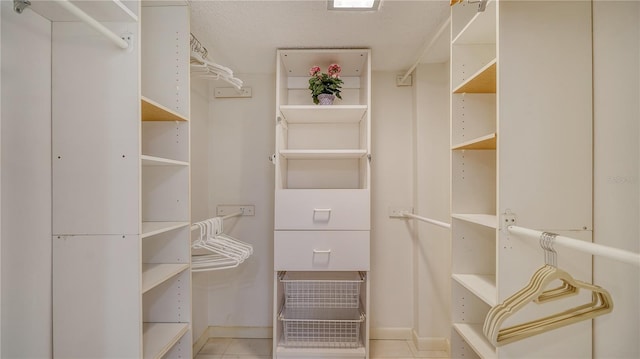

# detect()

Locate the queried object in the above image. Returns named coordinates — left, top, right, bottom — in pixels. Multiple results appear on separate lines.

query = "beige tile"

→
left=199, top=338, right=232, bottom=355
left=221, top=356, right=271, bottom=359
left=224, top=338, right=272, bottom=356
left=195, top=355, right=223, bottom=359
left=370, top=340, right=413, bottom=358
left=408, top=340, right=450, bottom=358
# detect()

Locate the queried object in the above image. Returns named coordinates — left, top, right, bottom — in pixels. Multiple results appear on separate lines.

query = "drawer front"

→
left=275, top=189, right=370, bottom=230
left=274, top=231, right=370, bottom=271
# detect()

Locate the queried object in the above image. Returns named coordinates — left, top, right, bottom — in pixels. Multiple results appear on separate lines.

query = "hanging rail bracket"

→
left=13, top=0, right=31, bottom=14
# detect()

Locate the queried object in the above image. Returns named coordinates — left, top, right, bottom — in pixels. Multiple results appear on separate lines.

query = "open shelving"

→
left=143, top=322, right=190, bottom=359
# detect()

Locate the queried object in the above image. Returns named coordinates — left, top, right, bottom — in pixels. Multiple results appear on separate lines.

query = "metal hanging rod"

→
left=190, top=211, right=245, bottom=231
left=401, top=211, right=451, bottom=229
left=508, top=226, right=640, bottom=267
left=14, top=0, right=130, bottom=49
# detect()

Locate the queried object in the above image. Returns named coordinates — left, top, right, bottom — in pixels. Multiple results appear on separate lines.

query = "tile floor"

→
left=195, top=338, right=450, bottom=359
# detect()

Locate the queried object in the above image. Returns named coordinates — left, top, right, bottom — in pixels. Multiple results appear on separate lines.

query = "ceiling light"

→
left=328, top=0, right=381, bottom=11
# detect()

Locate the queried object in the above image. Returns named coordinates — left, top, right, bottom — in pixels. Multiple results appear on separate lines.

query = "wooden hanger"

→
left=483, top=232, right=614, bottom=347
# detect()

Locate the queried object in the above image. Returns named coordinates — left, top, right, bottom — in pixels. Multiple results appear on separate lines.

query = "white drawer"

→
left=274, top=231, right=370, bottom=271
left=275, top=189, right=370, bottom=230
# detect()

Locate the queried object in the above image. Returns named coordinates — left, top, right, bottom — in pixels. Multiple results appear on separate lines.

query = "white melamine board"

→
left=451, top=45, right=496, bottom=91
left=141, top=5, right=190, bottom=119
left=451, top=214, right=497, bottom=228
left=141, top=96, right=188, bottom=122
left=279, top=49, right=369, bottom=77
left=142, top=165, right=189, bottom=221
left=451, top=330, right=483, bottom=359
left=29, top=0, right=138, bottom=22
left=287, top=76, right=361, bottom=90
left=452, top=280, right=490, bottom=324
left=142, top=322, right=188, bottom=359
left=453, top=324, right=496, bottom=359
left=452, top=274, right=496, bottom=307
left=451, top=94, right=496, bottom=146
left=160, top=332, right=193, bottom=358
left=274, top=231, right=370, bottom=271
left=452, top=0, right=496, bottom=45
left=274, top=189, right=370, bottom=230
left=451, top=0, right=483, bottom=41
left=451, top=219, right=495, bottom=274
left=142, top=225, right=190, bottom=262
left=142, top=263, right=189, bottom=293
left=497, top=0, right=593, bottom=231
left=287, top=123, right=362, bottom=150
left=52, top=21, right=139, bottom=235
left=141, top=221, right=189, bottom=238
left=141, top=155, right=189, bottom=166
left=280, top=149, right=367, bottom=159
left=286, top=159, right=362, bottom=189
left=451, top=150, right=496, bottom=214
left=287, top=88, right=362, bottom=106
left=280, top=105, right=367, bottom=124
left=143, top=269, right=190, bottom=322
left=53, top=235, right=141, bottom=358
left=142, top=121, right=189, bottom=162
left=452, top=133, right=496, bottom=151
left=1, top=6, right=51, bottom=356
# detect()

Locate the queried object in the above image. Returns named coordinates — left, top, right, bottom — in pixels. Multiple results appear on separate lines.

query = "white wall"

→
left=412, top=63, right=450, bottom=350
left=1, top=2, right=52, bottom=357
left=206, top=74, right=276, bottom=330
left=191, top=77, right=212, bottom=343
left=592, top=2, right=640, bottom=357
left=369, top=72, right=415, bottom=336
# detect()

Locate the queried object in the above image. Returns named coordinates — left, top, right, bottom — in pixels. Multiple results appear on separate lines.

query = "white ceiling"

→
left=188, top=0, right=451, bottom=75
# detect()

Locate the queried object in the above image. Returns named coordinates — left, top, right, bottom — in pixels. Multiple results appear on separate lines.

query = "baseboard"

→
left=370, top=327, right=413, bottom=340
left=411, top=329, right=450, bottom=352
left=208, top=326, right=273, bottom=339
left=192, top=328, right=210, bottom=357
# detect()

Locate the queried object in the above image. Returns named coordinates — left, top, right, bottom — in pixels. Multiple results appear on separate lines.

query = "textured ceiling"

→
left=188, top=0, right=451, bottom=75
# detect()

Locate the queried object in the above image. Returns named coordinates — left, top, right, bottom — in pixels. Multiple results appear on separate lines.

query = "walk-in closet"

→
left=1, top=1, right=638, bottom=358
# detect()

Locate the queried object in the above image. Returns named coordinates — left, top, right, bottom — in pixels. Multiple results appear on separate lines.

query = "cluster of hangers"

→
left=191, top=213, right=253, bottom=272
left=190, top=33, right=244, bottom=90
left=483, top=232, right=613, bottom=346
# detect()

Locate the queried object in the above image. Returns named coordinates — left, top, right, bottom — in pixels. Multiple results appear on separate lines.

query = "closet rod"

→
left=400, top=16, right=451, bottom=84
left=51, top=0, right=130, bottom=49
left=508, top=226, right=640, bottom=267
left=190, top=211, right=244, bottom=231
left=401, top=212, right=451, bottom=229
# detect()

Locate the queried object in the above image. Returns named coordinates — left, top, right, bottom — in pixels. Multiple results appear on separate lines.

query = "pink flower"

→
left=328, top=63, right=341, bottom=77
left=309, top=66, right=321, bottom=76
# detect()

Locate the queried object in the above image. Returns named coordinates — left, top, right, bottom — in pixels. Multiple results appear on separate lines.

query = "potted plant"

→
left=308, top=64, right=343, bottom=105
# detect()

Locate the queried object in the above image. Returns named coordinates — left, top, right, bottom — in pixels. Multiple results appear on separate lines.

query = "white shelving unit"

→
left=51, top=2, right=192, bottom=357
left=450, top=0, right=594, bottom=358
left=273, top=49, right=371, bottom=358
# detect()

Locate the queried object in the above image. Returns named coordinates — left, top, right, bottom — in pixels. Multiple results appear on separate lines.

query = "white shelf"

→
left=280, top=149, right=368, bottom=159
left=280, top=105, right=367, bottom=124
left=141, top=221, right=190, bottom=239
left=453, top=323, right=496, bottom=359
left=453, top=59, right=497, bottom=94
left=452, top=0, right=496, bottom=45
left=452, top=274, right=497, bottom=306
left=143, top=322, right=189, bottom=359
left=451, top=214, right=497, bottom=228
left=279, top=49, right=369, bottom=77
left=141, top=155, right=189, bottom=167
left=29, top=0, right=138, bottom=22
left=276, top=344, right=366, bottom=358
left=452, top=133, right=497, bottom=150
left=142, top=263, right=189, bottom=294
left=141, top=96, right=188, bottom=122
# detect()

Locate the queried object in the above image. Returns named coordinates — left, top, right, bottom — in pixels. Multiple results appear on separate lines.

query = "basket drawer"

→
left=274, top=231, right=370, bottom=271
left=275, top=189, right=370, bottom=230
left=279, top=306, right=365, bottom=349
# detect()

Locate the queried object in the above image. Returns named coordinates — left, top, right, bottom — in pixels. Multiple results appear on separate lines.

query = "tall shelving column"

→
left=449, top=1, right=594, bottom=358
left=272, top=49, right=371, bottom=358
left=141, top=4, right=192, bottom=358
left=51, top=1, right=192, bottom=357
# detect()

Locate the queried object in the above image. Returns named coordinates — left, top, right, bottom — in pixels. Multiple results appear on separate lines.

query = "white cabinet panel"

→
left=275, top=189, right=370, bottom=230
left=274, top=231, right=370, bottom=271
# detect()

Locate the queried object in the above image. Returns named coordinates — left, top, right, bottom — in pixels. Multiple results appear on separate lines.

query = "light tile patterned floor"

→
left=195, top=338, right=450, bottom=359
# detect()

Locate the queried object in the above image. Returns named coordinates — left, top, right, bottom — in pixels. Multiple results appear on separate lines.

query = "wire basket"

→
left=279, top=306, right=365, bottom=348
left=280, top=271, right=364, bottom=309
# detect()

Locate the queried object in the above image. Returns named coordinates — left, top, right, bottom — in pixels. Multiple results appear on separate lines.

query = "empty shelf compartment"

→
left=280, top=271, right=365, bottom=308
left=279, top=306, right=365, bottom=349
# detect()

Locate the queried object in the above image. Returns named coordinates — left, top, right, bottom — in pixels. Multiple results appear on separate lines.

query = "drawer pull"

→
left=313, top=208, right=332, bottom=212
left=313, top=208, right=332, bottom=222
left=313, top=249, right=332, bottom=254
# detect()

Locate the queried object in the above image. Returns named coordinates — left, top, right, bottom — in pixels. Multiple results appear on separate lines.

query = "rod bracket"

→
left=13, top=0, right=31, bottom=14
